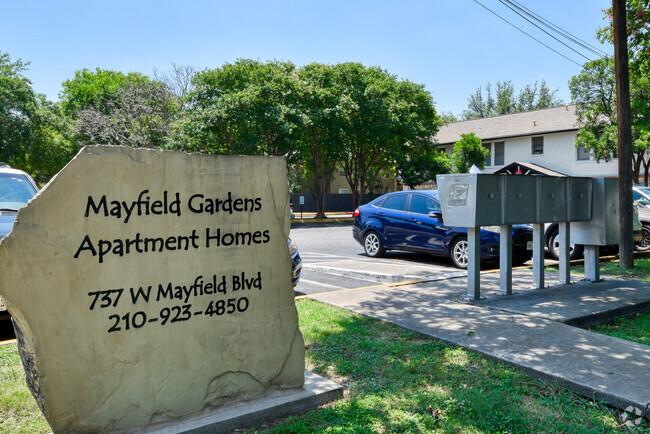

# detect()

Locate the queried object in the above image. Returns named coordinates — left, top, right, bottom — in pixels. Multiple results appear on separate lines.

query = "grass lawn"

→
left=583, top=256, right=650, bottom=348
left=0, top=344, right=50, bottom=433
left=548, top=255, right=650, bottom=347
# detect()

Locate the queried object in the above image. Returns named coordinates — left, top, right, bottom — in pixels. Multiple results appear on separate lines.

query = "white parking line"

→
left=297, top=279, right=342, bottom=289
left=300, top=252, right=361, bottom=259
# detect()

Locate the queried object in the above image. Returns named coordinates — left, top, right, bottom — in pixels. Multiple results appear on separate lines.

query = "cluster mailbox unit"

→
left=436, top=174, right=618, bottom=300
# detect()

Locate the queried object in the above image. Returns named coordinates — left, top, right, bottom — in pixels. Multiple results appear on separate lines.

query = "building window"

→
left=339, top=188, right=349, bottom=194
left=494, top=141, right=505, bottom=165
left=531, top=136, right=544, bottom=155
left=483, top=143, right=491, bottom=166
left=338, top=169, right=346, bottom=176
left=576, top=146, right=591, bottom=161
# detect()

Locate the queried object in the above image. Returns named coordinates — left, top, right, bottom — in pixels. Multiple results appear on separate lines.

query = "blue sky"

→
left=2, top=0, right=611, bottom=115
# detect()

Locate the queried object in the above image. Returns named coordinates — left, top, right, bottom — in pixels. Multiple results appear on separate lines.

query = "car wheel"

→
left=547, top=228, right=583, bottom=260
left=635, top=224, right=650, bottom=251
left=363, top=231, right=385, bottom=258
left=450, top=236, right=468, bottom=269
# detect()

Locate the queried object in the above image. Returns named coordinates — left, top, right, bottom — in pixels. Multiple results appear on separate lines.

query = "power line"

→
left=473, top=0, right=584, bottom=67
left=504, top=0, right=609, bottom=58
left=497, top=0, right=595, bottom=63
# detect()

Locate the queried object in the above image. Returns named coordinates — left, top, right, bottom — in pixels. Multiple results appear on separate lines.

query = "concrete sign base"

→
left=138, top=371, right=343, bottom=433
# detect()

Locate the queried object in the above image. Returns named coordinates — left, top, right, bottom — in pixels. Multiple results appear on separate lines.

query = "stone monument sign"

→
left=0, top=146, right=305, bottom=432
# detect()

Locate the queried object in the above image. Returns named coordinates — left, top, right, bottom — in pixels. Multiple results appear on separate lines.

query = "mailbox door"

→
left=502, top=175, right=537, bottom=224
left=568, top=178, right=592, bottom=221
left=537, top=177, right=567, bottom=223
left=473, top=175, right=502, bottom=226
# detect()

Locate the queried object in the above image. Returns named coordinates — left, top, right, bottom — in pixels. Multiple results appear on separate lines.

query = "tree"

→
left=154, top=63, right=196, bottom=115
left=20, top=97, right=76, bottom=183
left=333, top=63, right=441, bottom=209
left=439, top=111, right=458, bottom=125
left=0, top=53, right=37, bottom=165
left=61, top=68, right=177, bottom=149
left=495, top=81, right=516, bottom=115
left=462, top=80, right=563, bottom=120
left=0, top=52, right=73, bottom=183
left=462, top=84, right=495, bottom=119
left=395, top=149, right=451, bottom=189
left=75, top=80, right=176, bottom=149
left=169, top=59, right=301, bottom=161
left=536, top=80, right=564, bottom=110
left=451, top=133, right=490, bottom=173
left=60, top=68, right=149, bottom=115
left=569, top=58, right=619, bottom=161
left=571, top=2, right=650, bottom=186
left=295, top=63, right=345, bottom=218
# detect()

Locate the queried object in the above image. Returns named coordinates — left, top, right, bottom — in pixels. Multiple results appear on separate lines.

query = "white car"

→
left=634, top=185, right=650, bottom=251
left=0, top=164, right=38, bottom=320
left=545, top=188, right=644, bottom=259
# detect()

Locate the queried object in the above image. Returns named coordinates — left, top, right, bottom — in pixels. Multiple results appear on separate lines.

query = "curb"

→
left=291, top=218, right=354, bottom=226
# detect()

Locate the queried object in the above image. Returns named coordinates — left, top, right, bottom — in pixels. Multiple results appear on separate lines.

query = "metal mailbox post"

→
left=533, top=177, right=567, bottom=289
left=437, top=174, right=503, bottom=300
left=437, top=173, right=596, bottom=300
left=571, top=178, right=619, bottom=281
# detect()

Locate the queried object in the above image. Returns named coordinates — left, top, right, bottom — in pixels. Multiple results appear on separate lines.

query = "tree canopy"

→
left=171, top=59, right=301, bottom=160
left=333, top=63, right=440, bottom=208
left=571, top=2, right=650, bottom=185
left=169, top=60, right=441, bottom=215
left=2, top=52, right=444, bottom=213
left=0, top=52, right=73, bottom=183
left=461, top=80, right=563, bottom=120
left=451, top=133, right=490, bottom=173
left=60, top=68, right=177, bottom=149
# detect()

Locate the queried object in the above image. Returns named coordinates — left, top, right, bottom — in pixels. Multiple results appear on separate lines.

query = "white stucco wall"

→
left=440, top=131, right=619, bottom=177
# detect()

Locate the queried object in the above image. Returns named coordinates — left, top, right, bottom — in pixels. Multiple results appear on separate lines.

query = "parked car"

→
left=634, top=185, right=650, bottom=251
left=0, top=165, right=39, bottom=320
left=545, top=187, right=645, bottom=259
left=352, top=190, right=533, bottom=269
left=288, top=237, right=302, bottom=286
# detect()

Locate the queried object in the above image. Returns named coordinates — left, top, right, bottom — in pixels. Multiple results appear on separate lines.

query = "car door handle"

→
left=408, top=218, right=420, bottom=224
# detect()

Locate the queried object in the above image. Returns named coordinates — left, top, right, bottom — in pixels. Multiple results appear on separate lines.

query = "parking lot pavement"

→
left=303, top=259, right=467, bottom=284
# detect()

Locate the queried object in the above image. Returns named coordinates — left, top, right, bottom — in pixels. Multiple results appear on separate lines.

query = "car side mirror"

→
left=430, top=211, right=443, bottom=223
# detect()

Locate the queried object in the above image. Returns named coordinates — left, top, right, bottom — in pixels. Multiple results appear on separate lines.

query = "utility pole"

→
left=613, top=0, right=634, bottom=269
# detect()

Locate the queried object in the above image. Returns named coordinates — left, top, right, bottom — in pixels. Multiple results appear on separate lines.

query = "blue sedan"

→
left=352, top=190, right=533, bottom=268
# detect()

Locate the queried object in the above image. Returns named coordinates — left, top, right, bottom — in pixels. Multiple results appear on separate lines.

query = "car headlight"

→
left=481, top=226, right=501, bottom=233
left=288, top=238, right=299, bottom=256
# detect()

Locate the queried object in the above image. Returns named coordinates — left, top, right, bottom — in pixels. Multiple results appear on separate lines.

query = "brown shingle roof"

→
left=435, top=105, right=578, bottom=145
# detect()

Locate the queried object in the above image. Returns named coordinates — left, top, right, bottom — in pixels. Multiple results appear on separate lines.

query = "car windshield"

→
left=635, top=187, right=650, bottom=208
left=0, top=173, right=37, bottom=211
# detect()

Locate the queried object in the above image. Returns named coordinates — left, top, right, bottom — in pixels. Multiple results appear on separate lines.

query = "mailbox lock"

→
left=549, top=193, right=555, bottom=199
left=488, top=193, right=494, bottom=199
left=516, top=193, right=522, bottom=199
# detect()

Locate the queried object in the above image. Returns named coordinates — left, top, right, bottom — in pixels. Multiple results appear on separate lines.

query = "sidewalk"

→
left=307, top=268, right=650, bottom=419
